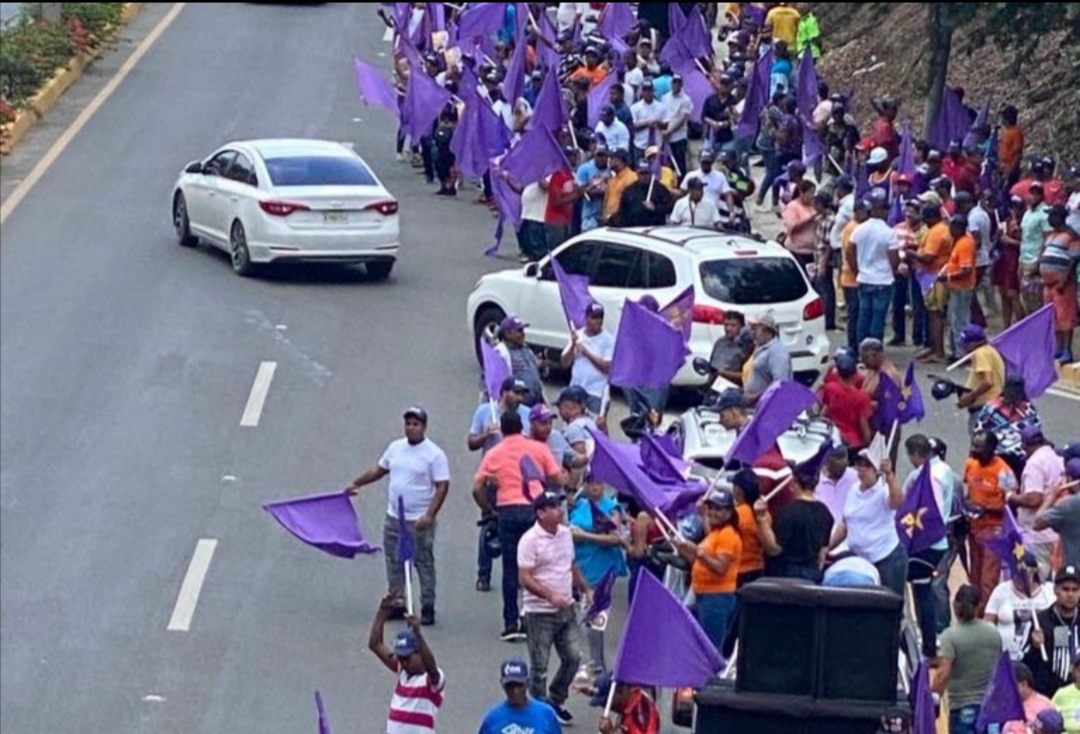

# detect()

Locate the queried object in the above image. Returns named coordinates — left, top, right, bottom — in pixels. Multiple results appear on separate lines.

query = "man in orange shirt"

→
left=569, top=46, right=608, bottom=89
left=473, top=411, right=569, bottom=641
left=913, top=203, right=954, bottom=363
left=964, top=431, right=1018, bottom=614
left=602, top=151, right=637, bottom=225
left=942, top=214, right=977, bottom=359
left=998, top=105, right=1025, bottom=186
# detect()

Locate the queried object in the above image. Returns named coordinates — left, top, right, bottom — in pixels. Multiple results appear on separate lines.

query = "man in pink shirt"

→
left=474, top=412, right=568, bottom=642
left=1004, top=661, right=1055, bottom=733
left=518, top=490, right=592, bottom=725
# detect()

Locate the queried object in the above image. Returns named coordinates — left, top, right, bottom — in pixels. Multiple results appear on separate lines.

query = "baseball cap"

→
left=501, top=376, right=528, bottom=393
left=1058, top=442, right=1080, bottom=462
left=529, top=404, right=555, bottom=423
left=867, top=147, right=888, bottom=165
left=499, top=315, right=528, bottom=333
left=533, top=490, right=564, bottom=510
left=635, top=158, right=652, bottom=172
left=918, top=191, right=943, bottom=208
left=685, top=176, right=705, bottom=190
left=835, top=352, right=858, bottom=377
left=392, top=629, right=418, bottom=657
left=704, top=487, right=736, bottom=508
left=1035, top=709, right=1065, bottom=734
left=584, top=45, right=601, bottom=56
left=557, top=385, right=589, bottom=405
left=600, top=104, right=614, bottom=115
left=585, top=301, right=605, bottom=317
left=931, top=176, right=952, bottom=190
left=641, top=79, right=654, bottom=89
left=699, top=150, right=715, bottom=162
left=593, top=143, right=610, bottom=155
left=403, top=405, right=428, bottom=423
left=714, top=388, right=746, bottom=412
left=834, top=174, right=855, bottom=192
left=1030, top=180, right=1045, bottom=192
left=926, top=149, right=942, bottom=161
left=672, top=73, right=684, bottom=83
left=1020, top=424, right=1046, bottom=446
left=748, top=311, right=778, bottom=331
left=950, top=212, right=969, bottom=230
left=500, top=658, right=530, bottom=685
left=958, top=323, right=986, bottom=346
left=1054, top=565, right=1080, bottom=585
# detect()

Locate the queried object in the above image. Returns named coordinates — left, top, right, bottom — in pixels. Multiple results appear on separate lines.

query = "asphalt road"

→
left=1, top=4, right=1077, bottom=734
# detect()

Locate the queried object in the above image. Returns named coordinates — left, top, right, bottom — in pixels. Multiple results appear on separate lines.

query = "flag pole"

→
left=601, top=681, right=618, bottom=726
left=762, top=474, right=794, bottom=503
left=887, top=419, right=900, bottom=456
left=490, top=398, right=499, bottom=424
left=646, top=175, right=656, bottom=203
left=404, top=559, right=415, bottom=617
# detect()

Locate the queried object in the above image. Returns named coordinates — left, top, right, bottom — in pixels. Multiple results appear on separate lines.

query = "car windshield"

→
left=698, top=257, right=808, bottom=304
left=263, top=155, right=377, bottom=186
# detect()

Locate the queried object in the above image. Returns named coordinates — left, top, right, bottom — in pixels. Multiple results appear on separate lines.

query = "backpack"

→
left=621, top=690, right=660, bottom=734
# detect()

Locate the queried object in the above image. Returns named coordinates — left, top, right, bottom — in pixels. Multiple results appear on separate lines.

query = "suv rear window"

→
left=698, top=257, right=808, bottom=304
left=264, top=156, right=377, bottom=186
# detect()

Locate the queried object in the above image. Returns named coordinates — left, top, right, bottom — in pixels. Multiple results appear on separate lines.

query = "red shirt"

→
left=819, top=379, right=873, bottom=449
left=952, top=161, right=979, bottom=195
left=754, top=447, right=795, bottom=511
left=544, top=169, right=576, bottom=225
left=871, top=117, right=899, bottom=160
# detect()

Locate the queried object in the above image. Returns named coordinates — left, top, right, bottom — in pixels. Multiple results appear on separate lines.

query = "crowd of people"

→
left=350, top=3, right=1080, bottom=733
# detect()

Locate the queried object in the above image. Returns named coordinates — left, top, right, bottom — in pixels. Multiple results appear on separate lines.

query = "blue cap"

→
left=500, top=657, right=529, bottom=684
left=557, top=385, right=589, bottom=405
left=393, top=629, right=417, bottom=657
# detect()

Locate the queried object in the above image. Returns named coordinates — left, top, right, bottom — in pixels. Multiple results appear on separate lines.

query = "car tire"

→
left=473, top=305, right=506, bottom=365
left=366, top=260, right=394, bottom=281
left=230, top=221, right=255, bottom=277
left=173, top=192, right=198, bottom=247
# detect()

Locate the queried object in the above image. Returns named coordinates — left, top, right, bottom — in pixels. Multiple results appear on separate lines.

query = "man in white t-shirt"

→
left=681, top=150, right=734, bottom=217
left=630, top=81, right=664, bottom=162
left=348, top=406, right=451, bottom=625
left=560, top=301, right=614, bottom=416
left=594, top=105, right=630, bottom=153
left=851, top=194, right=901, bottom=343
left=369, top=597, right=446, bottom=734
left=670, top=177, right=722, bottom=229
left=661, top=74, right=694, bottom=174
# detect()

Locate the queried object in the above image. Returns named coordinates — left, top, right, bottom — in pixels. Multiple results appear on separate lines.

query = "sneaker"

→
left=551, top=704, right=574, bottom=726
left=499, top=623, right=526, bottom=642
left=421, top=605, right=435, bottom=626
left=475, top=577, right=491, bottom=592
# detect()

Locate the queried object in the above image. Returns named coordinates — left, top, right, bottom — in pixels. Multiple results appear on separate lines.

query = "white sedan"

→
left=171, top=138, right=400, bottom=278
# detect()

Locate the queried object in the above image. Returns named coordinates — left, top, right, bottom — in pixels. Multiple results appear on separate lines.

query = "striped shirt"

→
left=387, top=666, right=445, bottom=734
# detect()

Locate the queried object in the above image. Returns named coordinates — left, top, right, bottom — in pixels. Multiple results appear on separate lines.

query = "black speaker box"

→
left=735, top=578, right=903, bottom=702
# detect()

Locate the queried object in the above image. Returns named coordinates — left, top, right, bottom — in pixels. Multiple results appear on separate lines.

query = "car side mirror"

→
left=184, top=161, right=204, bottom=174
left=523, top=262, right=539, bottom=278
left=692, top=357, right=712, bottom=376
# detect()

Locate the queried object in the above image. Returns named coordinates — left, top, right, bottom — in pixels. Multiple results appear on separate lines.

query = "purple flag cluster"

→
left=990, top=304, right=1057, bottom=399
left=501, top=124, right=569, bottom=187
left=451, top=88, right=511, bottom=179
left=895, top=461, right=947, bottom=555
left=909, top=661, right=936, bottom=734
left=480, top=338, right=510, bottom=399
left=725, top=380, right=817, bottom=466
left=402, top=68, right=452, bottom=141
left=263, top=491, right=380, bottom=559
left=353, top=57, right=400, bottom=114
left=928, top=86, right=969, bottom=151
left=876, top=362, right=925, bottom=432
left=588, top=427, right=706, bottom=518
left=531, top=68, right=568, bottom=134
left=596, top=2, right=635, bottom=42
left=552, top=258, right=594, bottom=330
left=610, top=300, right=690, bottom=389
left=612, top=571, right=724, bottom=688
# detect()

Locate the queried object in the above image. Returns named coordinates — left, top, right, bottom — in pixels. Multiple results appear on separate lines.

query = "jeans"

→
left=518, top=219, right=547, bottom=260
left=891, top=273, right=910, bottom=342
left=908, top=547, right=945, bottom=658
left=857, top=283, right=893, bottom=344
left=813, top=252, right=838, bottom=330
left=497, top=505, right=536, bottom=627
left=420, top=135, right=434, bottom=183
left=948, top=288, right=975, bottom=356
left=544, top=223, right=570, bottom=254
left=696, top=592, right=738, bottom=650
left=910, top=275, right=928, bottom=346
left=873, top=543, right=909, bottom=598
left=525, top=607, right=582, bottom=706
left=581, top=617, right=606, bottom=671
left=844, top=286, right=861, bottom=350
left=949, top=704, right=981, bottom=734
left=382, top=514, right=437, bottom=609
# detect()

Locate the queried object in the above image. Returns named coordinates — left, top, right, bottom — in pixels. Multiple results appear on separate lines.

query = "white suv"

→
left=465, top=226, right=831, bottom=387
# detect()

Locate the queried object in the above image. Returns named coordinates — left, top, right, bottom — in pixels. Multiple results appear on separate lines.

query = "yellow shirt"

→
left=966, top=345, right=1006, bottom=409
left=603, top=168, right=638, bottom=223
left=766, top=6, right=801, bottom=48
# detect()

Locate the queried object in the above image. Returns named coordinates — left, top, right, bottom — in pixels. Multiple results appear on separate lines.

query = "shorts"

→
left=924, top=281, right=949, bottom=312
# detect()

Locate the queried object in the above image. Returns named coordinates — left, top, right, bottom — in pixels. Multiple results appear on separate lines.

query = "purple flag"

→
left=897, top=123, right=916, bottom=177
left=667, top=4, right=688, bottom=41
left=725, top=380, right=817, bottom=466
left=975, top=652, right=1026, bottom=732
left=315, top=691, right=333, bottom=734
left=531, top=68, right=567, bottom=133
left=659, top=31, right=693, bottom=70
left=396, top=495, right=415, bottom=563
left=536, top=11, right=560, bottom=71
left=480, top=338, right=511, bottom=399
left=456, top=2, right=506, bottom=46
left=588, top=428, right=706, bottom=518
left=909, top=661, right=936, bottom=734
left=899, top=361, right=926, bottom=423
left=459, top=63, right=480, bottom=100
left=485, top=171, right=523, bottom=257
left=680, top=5, right=713, bottom=60
left=502, top=34, right=528, bottom=107
left=963, top=99, right=989, bottom=149
left=587, top=72, right=619, bottom=128
left=520, top=454, right=546, bottom=502
left=552, top=257, right=594, bottom=329
left=609, top=299, right=690, bottom=389
left=596, top=2, right=635, bottom=41
left=736, top=47, right=773, bottom=139
left=661, top=286, right=695, bottom=343
left=986, top=506, right=1029, bottom=592
left=990, top=304, right=1057, bottom=399
left=928, top=86, right=969, bottom=151
left=451, top=88, right=511, bottom=178
left=895, top=461, right=947, bottom=554
left=874, top=372, right=904, bottom=433
left=795, top=48, right=818, bottom=122
left=655, top=433, right=682, bottom=460
left=402, top=69, right=452, bottom=141
left=263, top=491, right=380, bottom=559
left=586, top=568, right=617, bottom=621
left=502, top=125, right=570, bottom=187
left=612, top=571, right=724, bottom=687
left=640, top=434, right=690, bottom=484
left=914, top=269, right=938, bottom=297
left=354, top=58, right=400, bottom=114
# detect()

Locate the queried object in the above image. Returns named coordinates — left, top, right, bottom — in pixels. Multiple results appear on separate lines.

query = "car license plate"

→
left=323, top=211, right=348, bottom=224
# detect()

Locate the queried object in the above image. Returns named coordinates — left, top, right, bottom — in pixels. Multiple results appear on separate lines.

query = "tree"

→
left=967, top=3, right=1080, bottom=77
left=922, top=4, right=979, bottom=137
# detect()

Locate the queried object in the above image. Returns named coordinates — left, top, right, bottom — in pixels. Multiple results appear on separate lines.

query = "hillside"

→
left=813, top=3, right=1080, bottom=161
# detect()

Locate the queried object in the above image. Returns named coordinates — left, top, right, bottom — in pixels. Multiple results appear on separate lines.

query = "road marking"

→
left=167, top=538, right=217, bottom=632
left=240, top=361, right=277, bottom=427
left=1045, top=386, right=1080, bottom=403
left=0, top=3, right=187, bottom=225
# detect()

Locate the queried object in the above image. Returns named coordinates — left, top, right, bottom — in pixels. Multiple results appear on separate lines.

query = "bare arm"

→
left=753, top=500, right=782, bottom=556
left=931, top=657, right=953, bottom=694
left=421, top=480, right=449, bottom=525
left=472, top=473, right=495, bottom=512
left=368, top=595, right=400, bottom=673
left=347, top=465, right=390, bottom=494
left=405, top=616, right=441, bottom=686
left=882, top=461, right=903, bottom=510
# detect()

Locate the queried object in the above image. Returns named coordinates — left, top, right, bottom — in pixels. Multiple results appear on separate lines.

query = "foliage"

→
left=0, top=4, right=124, bottom=111
left=964, top=3, right=1080, bottom=74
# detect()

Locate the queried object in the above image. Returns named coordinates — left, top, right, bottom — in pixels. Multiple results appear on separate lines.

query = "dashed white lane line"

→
left=167, top=539, right=217, bottom=632
left=239, top=361, right=277, bottom=427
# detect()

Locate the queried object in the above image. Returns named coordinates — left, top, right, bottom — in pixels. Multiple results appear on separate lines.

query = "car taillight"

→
left=803, top=297, right=825, bottom=320
left=259, top=200, right=310, bottom=216
left=364, top=200, right=399, bottom=216
left=692, top=304, right=726, bottom=324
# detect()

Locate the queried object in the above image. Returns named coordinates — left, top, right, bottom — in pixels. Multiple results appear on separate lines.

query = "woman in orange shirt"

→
left=676, top=488, right=742, bottom=649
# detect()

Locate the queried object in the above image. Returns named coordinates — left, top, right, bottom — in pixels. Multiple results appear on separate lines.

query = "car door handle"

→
left=230, top=196, right=238, bottom=203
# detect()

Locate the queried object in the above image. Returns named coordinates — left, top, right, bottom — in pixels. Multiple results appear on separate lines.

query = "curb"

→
left=0, top=3, right=144, bottom=156
left=1058, top=362, right=1080, bottom=395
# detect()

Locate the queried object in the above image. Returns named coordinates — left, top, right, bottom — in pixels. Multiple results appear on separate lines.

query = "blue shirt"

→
left=470, top=403, right=532, bottom=454
left=575, top=160, right=611, bottom=228
left=569, top=494, right=628, bottom=586
left=653, top=74, right=673, bottom=100
left=477, top=699, right=561, bottom=734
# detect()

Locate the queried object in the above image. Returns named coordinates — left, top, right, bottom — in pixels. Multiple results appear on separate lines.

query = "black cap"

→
left=714, top=388, right=746, bottom=412
left=501, top=376, right=528, bottom=393
left=1055, top=565, right=1080, bottom=585
left=557, top=385, right=589, bottom=405
left=533, top=490, right=564, bottom=510
left=403, top=405, right=428, bottom=423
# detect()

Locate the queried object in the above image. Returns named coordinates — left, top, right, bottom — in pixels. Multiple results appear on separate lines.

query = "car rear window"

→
left=263, top=156, right=377, bottom=186
left=698, top=257, right=808, bottom=304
